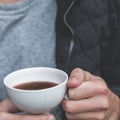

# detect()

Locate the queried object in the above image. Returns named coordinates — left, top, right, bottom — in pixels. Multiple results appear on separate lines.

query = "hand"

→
left=0, top=99, right=55, bottom=120
left=62, top=68, right=120, bottom=120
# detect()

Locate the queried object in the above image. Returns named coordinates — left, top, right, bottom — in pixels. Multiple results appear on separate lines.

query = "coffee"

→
left=14, top=81, right=58, bottom=90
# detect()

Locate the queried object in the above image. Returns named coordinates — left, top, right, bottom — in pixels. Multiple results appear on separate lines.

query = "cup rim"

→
left=4, top=67, right=68, bottom=92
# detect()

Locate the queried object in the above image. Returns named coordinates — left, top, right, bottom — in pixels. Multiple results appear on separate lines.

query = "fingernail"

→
left=68, top=77, right=79, bottom=87
left=48, top=115, right=56, bottom=120
left=70, top=78, right=78, bottom=83
left=69, top=77, right=78, bottom=82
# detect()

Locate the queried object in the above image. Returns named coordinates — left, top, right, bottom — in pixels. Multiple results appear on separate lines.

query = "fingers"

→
left=64, top=68, right=120, bottom=120
left=62, top=95, right=109, bottom=114
left=68, top=68, right=93, bottom=88
left=68, top=68, right=108, bottom=100
left=68, top=78, right=108, bottom=100
left=0, top=99, right=56, bottom=120
left=0, top=99, right=19, bottom=113
left=65, top=111, right=107, bottom=120
left=0, top=112, right=55, bottom=120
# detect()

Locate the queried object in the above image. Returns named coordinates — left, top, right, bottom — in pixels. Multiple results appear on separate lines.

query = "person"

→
left=0, top=0, right=120, bottom=120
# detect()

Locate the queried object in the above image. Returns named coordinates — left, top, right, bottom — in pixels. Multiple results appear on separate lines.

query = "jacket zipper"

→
left=63, top=0, right=75, bottom=71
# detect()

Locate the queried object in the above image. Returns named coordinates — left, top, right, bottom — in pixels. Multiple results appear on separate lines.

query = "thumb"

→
left=67, top=68, right=92, bottom=88
left=67, top=68, right=84, bottom=88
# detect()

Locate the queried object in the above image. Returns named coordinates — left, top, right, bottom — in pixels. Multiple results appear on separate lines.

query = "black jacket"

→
left=56, top=0, right=120, bottom=96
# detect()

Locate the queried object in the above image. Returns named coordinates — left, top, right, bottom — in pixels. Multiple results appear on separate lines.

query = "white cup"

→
left=4, top=67, right=68, bottom=114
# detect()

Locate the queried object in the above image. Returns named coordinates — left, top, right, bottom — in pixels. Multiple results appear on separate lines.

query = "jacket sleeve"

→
left=101, top=26, right=120, bottom=97
left=101, top=0, right=120, bottom=97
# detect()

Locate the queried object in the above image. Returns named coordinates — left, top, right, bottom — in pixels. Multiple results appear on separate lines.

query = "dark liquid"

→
left=14, top=81, right=58, bottom=90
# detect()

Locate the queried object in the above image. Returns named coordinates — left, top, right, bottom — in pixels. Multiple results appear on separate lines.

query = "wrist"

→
left=107, top=90, right=120, bottom=120
left=118, top=97, right=120, bottom=119
left=112, top=93, right=120, bottom=120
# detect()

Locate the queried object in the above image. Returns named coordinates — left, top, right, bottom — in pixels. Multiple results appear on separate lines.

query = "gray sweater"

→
left=0, top=0, right=64, bottom=119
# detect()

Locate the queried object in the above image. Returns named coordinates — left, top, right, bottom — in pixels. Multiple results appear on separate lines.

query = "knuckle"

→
left=69, top=68, right=84, bottom=84
left=68, top=89, right=76, bottom=99
left=72, top=68, right=81, bottom=72
left=96, top=96, right=109, bottom=110
left=63, top=101, right=73, bottom=113
left=70, top=68, right=83, bottom=78
left=98, top=85, right=108, bottom=95
left=92, top=80, right=109, bottom=95
left=97, top=113, right=106, bottom=120
left=71, top=68, right=81, bottom=76
left=92, top=112, right=106, bottom=120
left=71, top=70, right=80, bottom=76
left=100, top=97, right=109, bottom=109
left=65, top=112, right=71, bottom=119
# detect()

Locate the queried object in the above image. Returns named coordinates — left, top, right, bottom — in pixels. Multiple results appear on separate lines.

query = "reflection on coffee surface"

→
left=14, top=81, right=58, bottom=90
